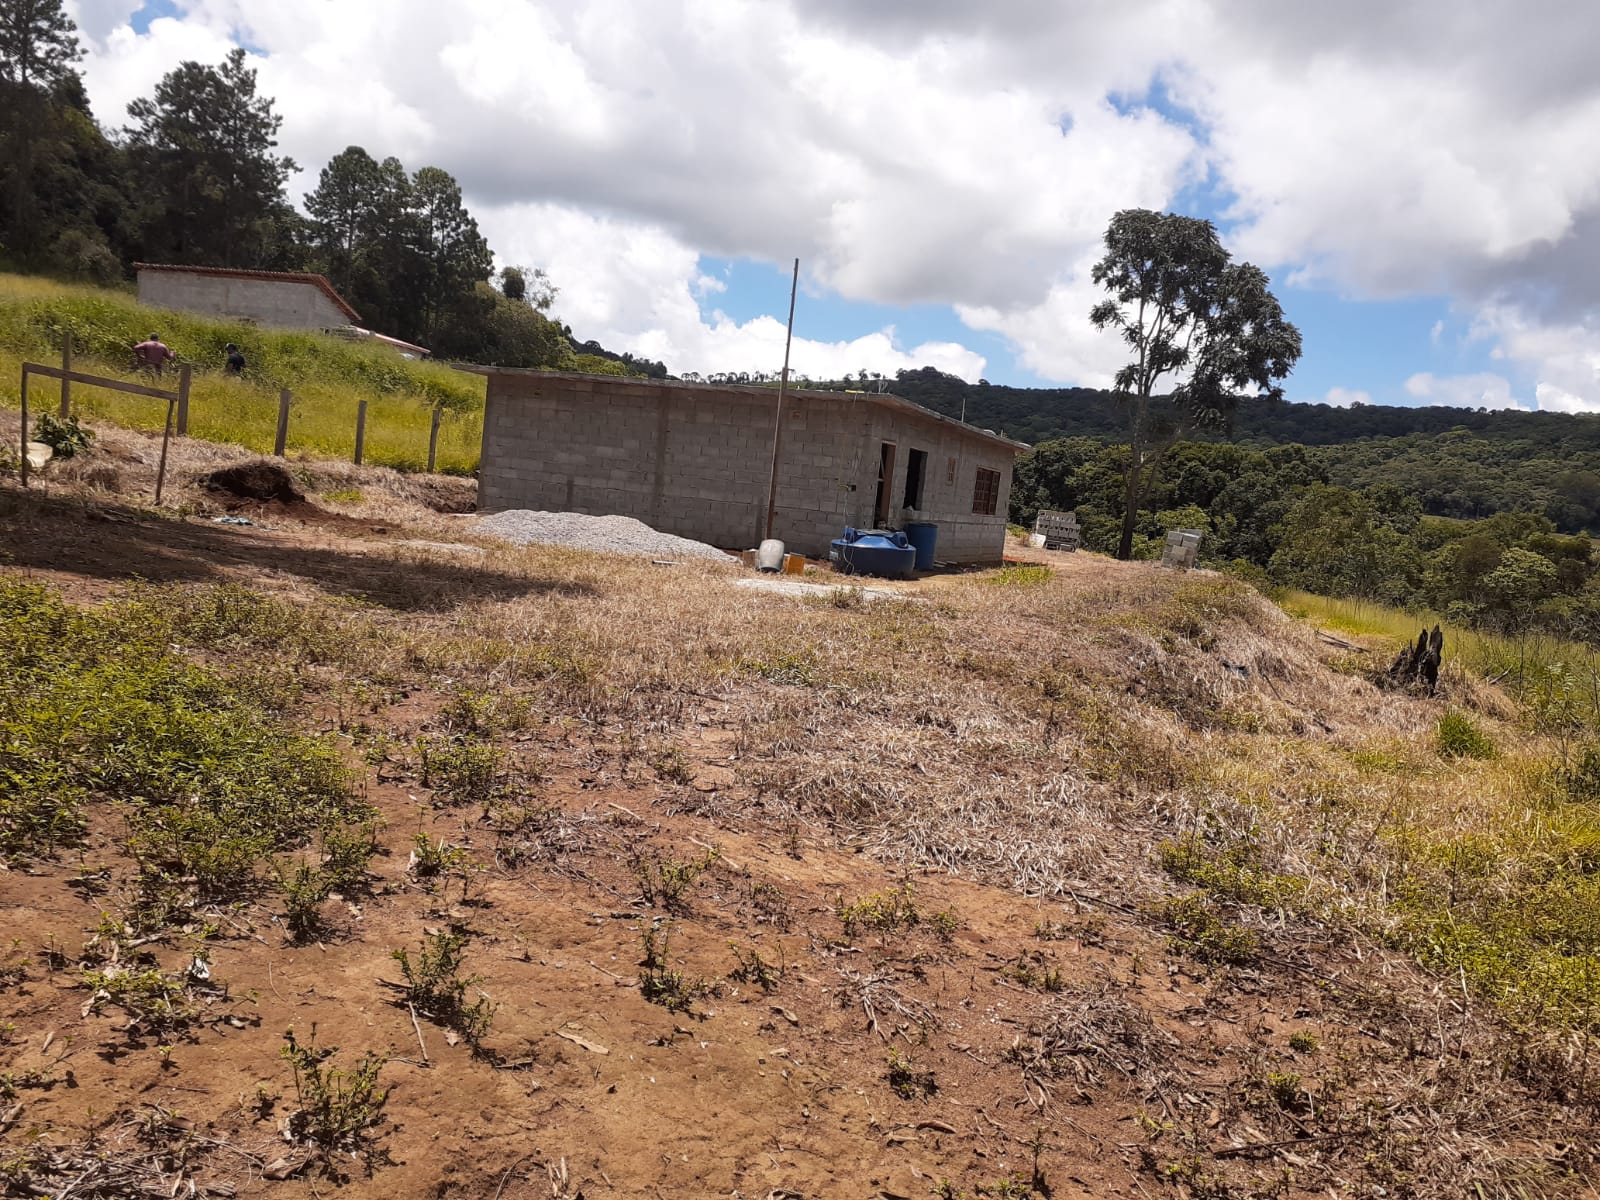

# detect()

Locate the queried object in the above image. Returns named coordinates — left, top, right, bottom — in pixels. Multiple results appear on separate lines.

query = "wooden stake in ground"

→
left=18, top=368, right=29, bottom=489
left=58, top=332, right=71, bottom=418
left=354, top=399, right=368, bottom=465
left=154, top=395, right=176, bottom=505
left=175, top=364, right=192, bottom=437
left=427, top=405, right=443, bottom=473
left=274, top=389, right=291, bottom=456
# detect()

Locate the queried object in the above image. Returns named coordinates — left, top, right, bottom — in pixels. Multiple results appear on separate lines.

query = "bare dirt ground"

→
left=1, top=422, right=1596, bottom=1200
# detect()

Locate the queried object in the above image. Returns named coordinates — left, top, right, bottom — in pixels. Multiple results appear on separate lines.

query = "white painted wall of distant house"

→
left=137, top=272, right=349, bottom=330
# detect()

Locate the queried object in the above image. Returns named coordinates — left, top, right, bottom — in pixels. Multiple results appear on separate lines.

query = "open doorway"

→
left=902, top=448, right=928, bottom=511
left=873, top=441, right=898, bottom=527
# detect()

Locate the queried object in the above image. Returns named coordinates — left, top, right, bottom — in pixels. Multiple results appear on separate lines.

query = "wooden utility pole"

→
left=763, top=258, right=800, bottom=543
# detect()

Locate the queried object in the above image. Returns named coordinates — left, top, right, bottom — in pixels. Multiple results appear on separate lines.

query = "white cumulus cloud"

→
left=60, top=0, right=1600, bottom=400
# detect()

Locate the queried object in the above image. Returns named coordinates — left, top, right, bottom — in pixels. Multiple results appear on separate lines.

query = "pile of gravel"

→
left=476, top=509, right=735, bottom=562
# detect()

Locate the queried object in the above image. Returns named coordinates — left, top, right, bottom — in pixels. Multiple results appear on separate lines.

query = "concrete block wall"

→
left=843, top=405, right=1015, bottom=564
left=478, top=374, right=1018, bottom=563
left=137, top=273, right=349, bottom=331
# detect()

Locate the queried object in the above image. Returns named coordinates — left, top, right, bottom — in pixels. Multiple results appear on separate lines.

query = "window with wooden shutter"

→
left=972, top=467, right=1000, bottom=515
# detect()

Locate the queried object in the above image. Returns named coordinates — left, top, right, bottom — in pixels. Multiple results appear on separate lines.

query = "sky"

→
left=64, top=0, right=1600, bottom=411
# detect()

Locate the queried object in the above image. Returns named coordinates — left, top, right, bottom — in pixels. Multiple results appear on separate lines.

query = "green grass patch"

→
left=0, top=580, right=366, bottom=914
left=986, top=564, right=1053, bottom=587
left=1435, top=708, right=1497, bottom=760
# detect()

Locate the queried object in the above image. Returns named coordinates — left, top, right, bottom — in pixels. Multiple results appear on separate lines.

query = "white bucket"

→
left=757, top=539, right=785, bottom=572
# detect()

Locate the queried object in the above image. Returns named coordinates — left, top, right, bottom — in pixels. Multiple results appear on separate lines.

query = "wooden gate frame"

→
left=19, top=360, right=191, bottom=504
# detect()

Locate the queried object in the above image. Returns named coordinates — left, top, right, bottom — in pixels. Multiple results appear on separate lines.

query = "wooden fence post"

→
left=59, top=333, right=72, bottom=418
left=354, top=399, right=368, bottom=465
left=427, top=405, right=442, bottom=473
left=176, top=364, right=191, bottom=437
left=274, top=389, right=291, bottom=456
left=155, top=396, right=176, bottom=506
left=19, top=369, right=29, bottom=489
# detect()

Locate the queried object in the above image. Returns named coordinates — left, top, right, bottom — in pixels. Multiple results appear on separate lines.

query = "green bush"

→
left=1436, top=708, right=1497, bottom=760
left=32, top=411, right=93, bottom=458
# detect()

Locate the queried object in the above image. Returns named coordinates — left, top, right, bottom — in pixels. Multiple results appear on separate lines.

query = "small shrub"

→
left=322, top=488, right=364, bottom=503
left=277, top=863, right=330, bottom=943
left=440, top=688, right=531, bottom=737
left=727, top=942, right=785, bottom=991
left=32, top=412, right=93, bottom=459
left=418, top=736, right=504, bottom=806
left=390, top=929, right=495, bottom=1045
left=321, top=821, right=381, bottom=894
left=1157, top=895, right=1259, bottom=965
left=1436, top=708, right=1497, bottom=760
left=1260, top=1069, right=1307, bottom=1112
left=280, top=1025, right=389, bottom=1159
left=927, top=909, right=962, bottom=943
left=650, top=746, right=695, bottom=786
left=407, top=833, right=472, bottom=890
left=837, top=883, right=920, bottom=939
left=636, top=923, right=711, bottom=1014
left=1005, top=950, right=1066, bottom=992
left=1288, top=1030, right=1320, bottom=1054
left=80, top=965, right=197, bottom=1037
left=885, top=1048, right=937, bottom=1100
left=631, top=845, right=719, bottom=913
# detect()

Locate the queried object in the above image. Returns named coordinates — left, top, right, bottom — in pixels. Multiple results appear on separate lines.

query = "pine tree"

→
left=126, top=47, right=299, bottom=266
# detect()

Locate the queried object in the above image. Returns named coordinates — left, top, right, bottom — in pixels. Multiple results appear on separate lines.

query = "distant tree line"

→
left=0, top=0, right=654, bottom=373
left=1012, top=438, right=1600, bottom=642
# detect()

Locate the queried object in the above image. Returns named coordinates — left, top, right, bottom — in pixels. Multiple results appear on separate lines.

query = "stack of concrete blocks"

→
left=1162, top=529, right=1203, bottom=570
left=1031, top=509, right=1080, bottom=551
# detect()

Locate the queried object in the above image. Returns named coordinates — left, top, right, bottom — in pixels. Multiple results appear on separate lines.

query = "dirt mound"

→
left=202, top=461, right=305, bottom=505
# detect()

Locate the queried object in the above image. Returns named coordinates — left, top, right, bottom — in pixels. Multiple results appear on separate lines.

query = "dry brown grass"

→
left=3, top=458, right=1599, bottom=1197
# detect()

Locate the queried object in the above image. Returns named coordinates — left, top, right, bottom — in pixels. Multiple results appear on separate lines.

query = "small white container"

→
left=757, top=539, right=785, bottom=571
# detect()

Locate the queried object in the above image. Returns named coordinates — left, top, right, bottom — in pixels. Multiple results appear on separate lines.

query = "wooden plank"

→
left=427, top=405, right=442, bottom=473
left=22, top=363, right=178, bottom=402
left=154, top=396, right=176, bottom=506
left=274, top=390, right=291, bottom=456
left=354, top=399, right=368, bottom=465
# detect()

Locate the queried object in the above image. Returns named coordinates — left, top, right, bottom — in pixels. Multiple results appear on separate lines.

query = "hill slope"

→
left=0, top=446, right=1597, bottom=1198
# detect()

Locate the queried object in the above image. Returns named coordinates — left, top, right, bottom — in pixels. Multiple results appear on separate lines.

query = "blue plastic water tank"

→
left=830, top=528, right=916, bottom=579
left=903, top=521, right=938, bottom=571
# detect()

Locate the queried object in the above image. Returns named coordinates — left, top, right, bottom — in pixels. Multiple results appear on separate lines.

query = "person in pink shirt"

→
left=134, top=333, right=176, bottom=372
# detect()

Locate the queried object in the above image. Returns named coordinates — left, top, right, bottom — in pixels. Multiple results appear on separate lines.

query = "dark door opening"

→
left=902, top=448, right=928, bottom=511
left=873, top=441, right=898, bottom=527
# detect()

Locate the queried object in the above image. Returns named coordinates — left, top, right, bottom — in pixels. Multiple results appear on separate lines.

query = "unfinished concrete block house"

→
left=134, top=264, right=430, bottom=357
left=470, top=370, right=1027, bottom=563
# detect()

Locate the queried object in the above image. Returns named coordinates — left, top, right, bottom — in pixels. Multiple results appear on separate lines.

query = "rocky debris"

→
left=475, top=509, right=734, bottom=562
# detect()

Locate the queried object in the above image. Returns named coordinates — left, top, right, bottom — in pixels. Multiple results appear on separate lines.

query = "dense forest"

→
left=0, top=0, right=662, bottom=374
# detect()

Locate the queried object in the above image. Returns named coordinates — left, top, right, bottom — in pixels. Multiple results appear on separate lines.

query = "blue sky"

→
left=81, top=1, right=1596, bottom=410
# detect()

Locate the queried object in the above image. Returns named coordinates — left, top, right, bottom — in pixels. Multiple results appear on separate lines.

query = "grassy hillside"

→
left=0, top=273, right=488, bottom=472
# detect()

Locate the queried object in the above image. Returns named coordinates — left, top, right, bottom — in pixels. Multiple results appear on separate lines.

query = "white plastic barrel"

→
left=757, top=539, right=785, bottom=572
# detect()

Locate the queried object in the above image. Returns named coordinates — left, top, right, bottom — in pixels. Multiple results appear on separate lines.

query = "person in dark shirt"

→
left=224, top=343, right=246, bottom=375
left=134, top=333, right=176, bottom=372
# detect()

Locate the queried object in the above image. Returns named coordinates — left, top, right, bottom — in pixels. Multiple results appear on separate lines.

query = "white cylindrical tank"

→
left=757, top=539, right=785, bottom=571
